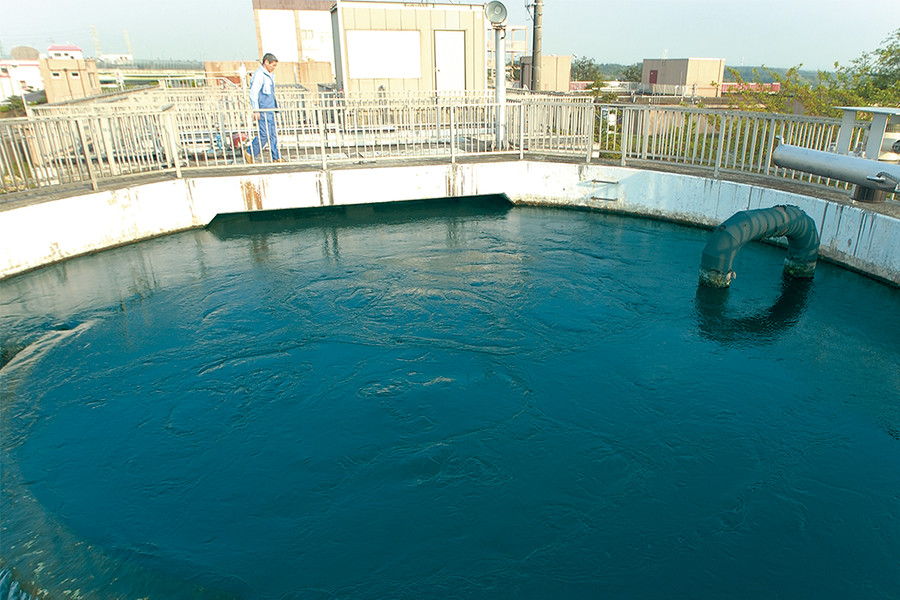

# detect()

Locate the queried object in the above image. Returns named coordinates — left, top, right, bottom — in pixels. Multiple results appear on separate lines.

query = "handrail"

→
left=2, top=95, right=895, bottom=203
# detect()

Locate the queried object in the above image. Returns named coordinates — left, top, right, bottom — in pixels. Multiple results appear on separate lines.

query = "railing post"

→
left=75, top=118, right=99, bottom=191
left=100, top=116, right=119, bottom=177
left=519, top=101, right=525, bottom=160
left=640, top=106, right=650, bottom=159
left=450, top=105, right=456, bottom=164
left=586, top=102, right=595, bottom=164
left=620, top=107, right=629, bottom=167
left=764, top=117, right=777, bottom=176
left=714, top=113, right=726, bottom=179
left=317, top=104, right=327, bottom=170
left=162, top=106, right=182, bottom=179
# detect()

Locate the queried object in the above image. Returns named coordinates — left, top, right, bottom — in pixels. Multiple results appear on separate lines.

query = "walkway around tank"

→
left=1, top=91, right=898, bottom=283
left=2, top=155, right=899, bottom=287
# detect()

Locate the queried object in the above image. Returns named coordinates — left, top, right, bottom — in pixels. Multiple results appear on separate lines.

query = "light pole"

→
left=485, top=2, right=508, bottom=149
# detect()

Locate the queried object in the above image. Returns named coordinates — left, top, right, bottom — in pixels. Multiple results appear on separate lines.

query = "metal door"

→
left=434, top=30, right=465, bottom=91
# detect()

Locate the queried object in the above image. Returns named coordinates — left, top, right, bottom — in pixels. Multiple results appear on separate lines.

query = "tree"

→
left=1, top=95, right=27, bottom=118
left=873, top=28, right=900, bottom=85
left=840, top=27, right=900, bottom=105
left=572, top=56, right=603, bottom=83
left=727, top=28, right=900, bottom=116
left=620, top=63, right=642, bottom=82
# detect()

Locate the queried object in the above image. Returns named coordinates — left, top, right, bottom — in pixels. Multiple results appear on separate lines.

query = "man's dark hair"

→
left=262, top=53, right=278, bottom=64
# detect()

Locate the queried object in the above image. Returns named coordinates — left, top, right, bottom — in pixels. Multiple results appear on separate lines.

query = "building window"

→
left=71, top=72, right=80, bottom=78
left=51, top=72, right=61, bottom=79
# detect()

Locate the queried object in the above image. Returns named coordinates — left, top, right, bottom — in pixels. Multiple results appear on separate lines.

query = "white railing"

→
left=152, top=98, right=594, bottom=169
left=1, top=108, right=181, bottom=195
left=3, top=92, right=896, bottom=202
left=611, top=105, right=875, bottom=193
left=2, top=95, right=593, bottom=196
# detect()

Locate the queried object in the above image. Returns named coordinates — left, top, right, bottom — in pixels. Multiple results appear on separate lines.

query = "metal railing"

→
left=612, top=105, right=875, bottom=193
left=159, top=96, right=594, bottom=168
left=1, top=108, right=181, bottom=194
left=2, top=93, right=595, bottom=196
left=2, top=89, right=896, bottom=202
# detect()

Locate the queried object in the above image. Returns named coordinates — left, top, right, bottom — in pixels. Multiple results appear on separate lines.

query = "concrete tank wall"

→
left=1, top=161, right=899, bottom=285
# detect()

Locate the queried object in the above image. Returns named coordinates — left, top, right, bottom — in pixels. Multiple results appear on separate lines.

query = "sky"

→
left=1, top=0, right=898, bottom=71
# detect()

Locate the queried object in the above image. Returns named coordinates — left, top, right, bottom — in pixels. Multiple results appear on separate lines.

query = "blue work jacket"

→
left=249, top=64, right=277, bottom=110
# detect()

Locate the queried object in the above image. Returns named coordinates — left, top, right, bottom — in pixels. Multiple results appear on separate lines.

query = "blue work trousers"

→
left=249, top=111, right=280, bottom=160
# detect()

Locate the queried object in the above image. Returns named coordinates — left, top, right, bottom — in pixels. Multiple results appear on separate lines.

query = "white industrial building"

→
left=252, top=0, right=490, bottom=94
left=253, top=0, right=337, bottom=79
left=331, top=1, right=488, bottom=93
left=0, top=60, right=43, bottom=101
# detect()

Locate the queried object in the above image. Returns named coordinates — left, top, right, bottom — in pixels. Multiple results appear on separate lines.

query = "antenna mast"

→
left=124, top=30, right=134, bottom=57
left=91, top=24, right=102, bottom=57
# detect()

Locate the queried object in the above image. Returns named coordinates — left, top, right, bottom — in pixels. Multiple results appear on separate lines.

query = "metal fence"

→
left=1, top=108, right=181, bottom=194
left=612, top=105, right=876, bottom=193
left=2, top=89, right=896, bottom=202
left=2, top=92, right=594, bottom=196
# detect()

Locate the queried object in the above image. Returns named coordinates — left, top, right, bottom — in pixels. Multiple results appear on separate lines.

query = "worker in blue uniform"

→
left=244, top=53, right=283, bottom=163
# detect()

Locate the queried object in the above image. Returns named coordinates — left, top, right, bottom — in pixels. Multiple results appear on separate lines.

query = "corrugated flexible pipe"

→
left=699, top=205, right=819, bottom=288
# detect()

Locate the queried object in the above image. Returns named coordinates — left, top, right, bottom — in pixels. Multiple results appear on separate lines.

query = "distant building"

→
left=39, top=45, right=101, bottom=103
left=641, top=57, right=725, bottom=97
left=569, top=81, right=593, bottom=92
left=99, top=54, right=134, bottom=65
left=521, top=55, right=571, bottom=92
left=720, top=81, right=782, bottom=94
left=47, top=44, right=85, bottom=60
left=0, top=60, right=43, bottom=100
left=331, top=1, right=488, bottom=94
left=252, top=0, right=336, bottom=79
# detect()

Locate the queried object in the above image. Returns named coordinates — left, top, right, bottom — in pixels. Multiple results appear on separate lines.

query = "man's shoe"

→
left=242, top=149, right=254, bottom=164
left=273, top=158, right=286, bottom=163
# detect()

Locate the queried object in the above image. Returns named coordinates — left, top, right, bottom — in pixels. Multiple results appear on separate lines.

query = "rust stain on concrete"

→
left=241, top=180, right=265, bottom=211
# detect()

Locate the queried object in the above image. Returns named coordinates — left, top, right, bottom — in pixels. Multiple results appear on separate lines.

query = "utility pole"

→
left=531, top=0, right=542, bottom=92
left=485, top=1, right=508, bottom=149
left=494, top=24, right=506, bottom=149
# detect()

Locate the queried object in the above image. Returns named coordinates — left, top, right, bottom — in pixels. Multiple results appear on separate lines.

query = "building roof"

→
left=337, top=0, right=484, bottom=8
left=252, top=0, right=483, bottom=6
left=252, top=0, right=333, bottom=9
left=644, top=57, right=725, bottom=62
left=47, top=44, right=83, bottom=52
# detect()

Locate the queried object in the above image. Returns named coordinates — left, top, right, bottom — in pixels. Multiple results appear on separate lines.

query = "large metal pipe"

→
left=772, top=141, right=900, bottom=193
left=699, top=205, right=819, bottom=288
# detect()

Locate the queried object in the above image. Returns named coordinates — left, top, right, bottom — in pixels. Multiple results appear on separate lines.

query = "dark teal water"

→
left=2, top=199, right=899, bottom=600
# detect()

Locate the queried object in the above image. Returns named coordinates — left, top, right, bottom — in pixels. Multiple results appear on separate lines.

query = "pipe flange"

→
left=699, top=268, right=736, bottom=288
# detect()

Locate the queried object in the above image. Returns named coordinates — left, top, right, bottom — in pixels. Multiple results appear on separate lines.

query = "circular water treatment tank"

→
left=2, top=200, right=899, bottom=599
